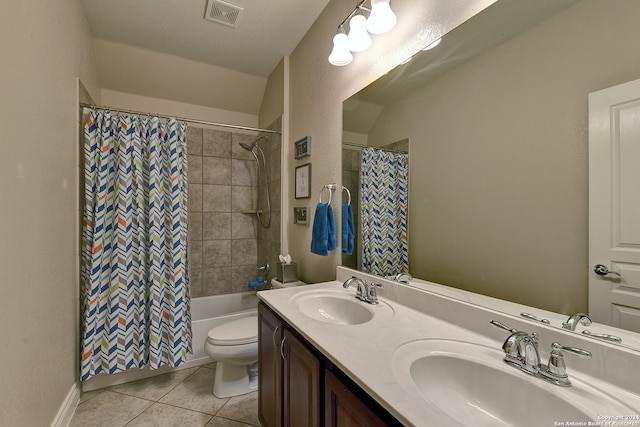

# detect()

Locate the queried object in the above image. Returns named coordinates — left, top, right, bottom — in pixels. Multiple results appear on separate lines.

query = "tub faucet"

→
left=562, top=313, right=592, bottom=331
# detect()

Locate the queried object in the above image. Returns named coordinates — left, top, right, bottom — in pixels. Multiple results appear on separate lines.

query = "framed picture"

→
left=295, top=163, right=311, bottom=199
left=293, top=207, right=309, bottom=225
left=294, top=136, right=311, bottom=159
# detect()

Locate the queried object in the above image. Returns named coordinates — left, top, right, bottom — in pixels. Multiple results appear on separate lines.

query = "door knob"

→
left=593, top=264, right=621, bottom=277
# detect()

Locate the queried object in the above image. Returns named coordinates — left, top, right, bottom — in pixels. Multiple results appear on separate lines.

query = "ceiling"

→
left=81, top=0, right=330, bottom=78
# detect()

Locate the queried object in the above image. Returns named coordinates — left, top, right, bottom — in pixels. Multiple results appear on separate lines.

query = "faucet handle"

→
left=367, top=283, right=383, bottom=304
left=541, top=342, right=592, bottom=387
left=490, top=320, right=518, bottom=334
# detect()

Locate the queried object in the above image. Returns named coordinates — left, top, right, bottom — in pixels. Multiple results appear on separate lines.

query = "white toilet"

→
left=205, top=314, right=259, bottom=398
left=204, top=279, right=306, bottom=398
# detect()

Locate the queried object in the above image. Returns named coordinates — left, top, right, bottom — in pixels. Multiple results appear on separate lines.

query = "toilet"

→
left=204, top=279, right=306, bottom=398
left=205, top=314, right=259, bottom=398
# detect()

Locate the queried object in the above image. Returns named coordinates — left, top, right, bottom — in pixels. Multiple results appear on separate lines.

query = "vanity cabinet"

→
left=258, top=302, right=320, bottom=427
left=257, top=302, right=400, bottom=427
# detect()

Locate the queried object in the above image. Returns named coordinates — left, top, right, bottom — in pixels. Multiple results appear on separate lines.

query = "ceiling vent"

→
left=205, top=0, right=243, bottom=28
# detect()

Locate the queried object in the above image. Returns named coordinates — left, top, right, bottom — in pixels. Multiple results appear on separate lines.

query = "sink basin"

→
left=392, top=339, right=633, bottom=426
left=288, top=289, right=393, bottom=325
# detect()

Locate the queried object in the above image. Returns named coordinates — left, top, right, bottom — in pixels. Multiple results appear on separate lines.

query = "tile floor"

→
left=71, top=363, right=259, bottom=427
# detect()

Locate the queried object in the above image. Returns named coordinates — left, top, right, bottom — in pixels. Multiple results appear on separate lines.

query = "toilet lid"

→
left=207, top=315, right=258, bottom=345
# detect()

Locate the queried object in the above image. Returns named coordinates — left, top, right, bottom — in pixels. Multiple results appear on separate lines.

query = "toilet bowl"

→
left=204, top=314, right=258, bottom=398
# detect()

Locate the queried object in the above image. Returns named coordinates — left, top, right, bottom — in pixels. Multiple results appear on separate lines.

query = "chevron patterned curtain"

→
left=360, top=147, right=409, bottom=277
left=80, top=110, right=191, bottom=381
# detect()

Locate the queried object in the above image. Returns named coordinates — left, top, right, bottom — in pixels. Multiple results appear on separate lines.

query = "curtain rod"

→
left=80, top=103, right=282, bottom=135
left=342, top=141, right=407, bottom=154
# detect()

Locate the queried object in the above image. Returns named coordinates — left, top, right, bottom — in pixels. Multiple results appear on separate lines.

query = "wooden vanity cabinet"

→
left=258, top=302, right=401, bottom=427
left=258, top=302, right=320, bottom=427
left=258, top=302, right=283, bottom=427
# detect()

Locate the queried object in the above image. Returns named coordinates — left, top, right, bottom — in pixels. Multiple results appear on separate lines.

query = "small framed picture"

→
left=294, top=136, right=311, bottom=159
left=293, top=207, right=309, bottom=225
left=295, top=163, right=311, bottom=199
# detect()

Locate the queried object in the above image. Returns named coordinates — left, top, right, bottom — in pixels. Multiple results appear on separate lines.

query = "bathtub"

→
left=82, top=291, right=259, bottom=392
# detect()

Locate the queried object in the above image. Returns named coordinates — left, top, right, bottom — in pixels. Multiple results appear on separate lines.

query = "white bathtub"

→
left=82, top=292, right=259, bottom=392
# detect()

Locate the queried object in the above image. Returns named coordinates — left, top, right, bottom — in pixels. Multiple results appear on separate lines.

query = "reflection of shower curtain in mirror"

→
left=360, top=147, right=408, bottom=276
left=80, top=110, right=191, bottom=381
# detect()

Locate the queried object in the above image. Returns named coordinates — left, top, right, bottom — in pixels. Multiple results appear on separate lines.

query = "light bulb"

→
left=366, top=0, right=397, bottom=35
left=328, top=32, right=353, bottom=66
left=347, top=14, right=372, bottom=52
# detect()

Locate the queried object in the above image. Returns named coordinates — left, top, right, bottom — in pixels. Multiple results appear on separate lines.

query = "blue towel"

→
left=342, top=204, right=354, bottom=255
left=248, top=277, right=265, bottom=290
left=311, top=202, right=336, bottom=256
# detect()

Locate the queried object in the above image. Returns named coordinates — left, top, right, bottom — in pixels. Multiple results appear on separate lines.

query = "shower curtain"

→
left=360, top=147, right=409, bottom=277
left=80, top=110, right=191, bottom=381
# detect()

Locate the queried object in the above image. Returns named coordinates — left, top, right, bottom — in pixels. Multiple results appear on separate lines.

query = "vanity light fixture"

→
left=328, top=0, right=397, bottom=66
left=328, top=27, right=354, bottom=66
left=347, top=11, right=372, bottom=52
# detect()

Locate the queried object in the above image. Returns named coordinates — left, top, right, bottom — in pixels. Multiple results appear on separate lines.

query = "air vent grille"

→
left=205, top=0, right=243, bottom=28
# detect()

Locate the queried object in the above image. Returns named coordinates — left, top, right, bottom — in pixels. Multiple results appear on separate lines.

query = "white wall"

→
left=285, top=0, right=497, bottom=283
left=0, top=1, right=100, bottom=425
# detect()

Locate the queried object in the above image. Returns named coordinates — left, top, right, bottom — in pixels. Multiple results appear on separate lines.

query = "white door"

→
left=589, top=78, right=640, bottom=333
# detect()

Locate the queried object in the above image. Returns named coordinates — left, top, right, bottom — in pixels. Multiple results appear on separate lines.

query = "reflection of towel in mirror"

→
left=311, top=203, right=336, bottom=256
left=342, top=204, right=354, bottom=255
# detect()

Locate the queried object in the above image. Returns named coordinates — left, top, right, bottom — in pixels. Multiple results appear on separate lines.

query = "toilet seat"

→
left=207, top=315, right=257, bottom=346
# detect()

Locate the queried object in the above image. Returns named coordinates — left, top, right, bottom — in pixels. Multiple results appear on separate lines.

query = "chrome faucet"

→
left=491, top=321, right=540, bottom=375
left=490, top=321, right=592, bottom=387
left=343, top=276, right=368, bottom=301
left=540, top=342, right=592, bottom=387
left=562, top=313, right=592, bottom=331
left=342, top=276, right=383, bottom=304
left=387, top=272, right=413, bottom=284
left=366, top=283, right=383, bottom=304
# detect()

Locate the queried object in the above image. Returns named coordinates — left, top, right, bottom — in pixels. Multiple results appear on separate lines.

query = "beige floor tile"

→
left=78, top=389, right=105, bottom=404
left=216, top=392, right=259, bottom=426
left=126, top=402, right=213, bottom=427
left=107, top=367, right=198, bottom=401
left=159, top=367, right=228, bottom=414
left=205, top=416, right=256, bottom=427
left=70, top=391, right=152, bottom=427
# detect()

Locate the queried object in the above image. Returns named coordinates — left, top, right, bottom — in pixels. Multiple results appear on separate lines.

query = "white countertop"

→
left=258, top=277, right=640, bottom=427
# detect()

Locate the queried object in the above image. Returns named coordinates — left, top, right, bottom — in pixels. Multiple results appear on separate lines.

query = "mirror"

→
left=342, top=0, right=640, bottom=351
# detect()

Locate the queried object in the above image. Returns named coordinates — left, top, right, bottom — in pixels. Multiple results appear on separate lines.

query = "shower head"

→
left=239, top=135, right=267, bottom=152
left=239, top=142, right=254, bottom=151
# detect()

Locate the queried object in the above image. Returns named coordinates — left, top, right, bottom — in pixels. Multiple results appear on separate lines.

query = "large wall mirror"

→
left=342, top=0, right=640, bottom=351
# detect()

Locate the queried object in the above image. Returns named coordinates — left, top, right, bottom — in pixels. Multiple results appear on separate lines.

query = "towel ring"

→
left=341, top=186, right=351, bottom=206
left=319, top=184, right=336, bottom=204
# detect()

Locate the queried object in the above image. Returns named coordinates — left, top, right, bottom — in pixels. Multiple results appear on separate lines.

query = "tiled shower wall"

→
left=187, top=118, right=282, bottom=297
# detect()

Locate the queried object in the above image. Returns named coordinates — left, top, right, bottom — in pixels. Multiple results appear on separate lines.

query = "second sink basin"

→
left=392, top=339, right=633, bottom=426
left=288, top=289, right=394, bottom=325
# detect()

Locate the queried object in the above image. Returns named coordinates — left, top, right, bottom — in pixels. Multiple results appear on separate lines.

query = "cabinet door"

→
left=283, top=328, right=321, bottom=427
left=325, top=370, right=389, bottom=427
left=258, top=303, right=283, bottom=427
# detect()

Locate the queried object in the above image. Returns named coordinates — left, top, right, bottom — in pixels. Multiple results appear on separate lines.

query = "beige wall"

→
left=95, top=39, right=267, bottom=115
left=286, top=0, right=496, bottom=283
left=0, top=1, right=100, bottom=425
left=259, top=58, right=285, bottom=129
left=365, top=0, right=640, bottom=314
